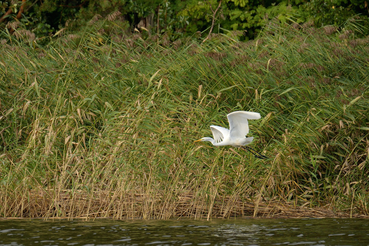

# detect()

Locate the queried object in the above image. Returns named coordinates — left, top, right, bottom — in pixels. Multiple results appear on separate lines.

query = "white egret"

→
left=195, top=111, right=267, bottom=159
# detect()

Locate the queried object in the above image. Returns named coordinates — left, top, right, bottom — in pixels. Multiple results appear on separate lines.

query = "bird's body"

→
left=195, top=111, right=267, bottom=159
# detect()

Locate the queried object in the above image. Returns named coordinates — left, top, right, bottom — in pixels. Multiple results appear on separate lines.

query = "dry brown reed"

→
left=13, top=29, right=35, bottom=42
left=106, top=11, right=122, bottom=22
left=3, top=188, right=366, bottom=219
left=323, top=25, right=338, bottom=35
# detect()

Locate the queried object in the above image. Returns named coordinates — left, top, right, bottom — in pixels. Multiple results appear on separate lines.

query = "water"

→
left=0, top=218, right=368, bottom=245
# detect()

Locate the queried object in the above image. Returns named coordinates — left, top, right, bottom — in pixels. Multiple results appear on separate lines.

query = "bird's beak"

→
left=194, top=139, right=203, bottom=143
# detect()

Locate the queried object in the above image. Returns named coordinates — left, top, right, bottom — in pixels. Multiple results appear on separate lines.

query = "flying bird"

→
left=195, top=111, right=267, bottom=159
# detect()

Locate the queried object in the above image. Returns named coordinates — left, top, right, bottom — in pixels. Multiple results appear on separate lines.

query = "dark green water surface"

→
left=0, top=218, right=368, bottom=245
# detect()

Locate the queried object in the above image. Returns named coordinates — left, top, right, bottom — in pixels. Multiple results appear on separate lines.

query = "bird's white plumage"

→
left=196, top=111, right=261, bottom=147
left=227, top=111, right=260, bottom=140
left=210, top=125, right=229, bottom=143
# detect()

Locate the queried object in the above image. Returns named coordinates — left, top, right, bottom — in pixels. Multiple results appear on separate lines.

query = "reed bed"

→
left=1, top=19, right=369, bottom=219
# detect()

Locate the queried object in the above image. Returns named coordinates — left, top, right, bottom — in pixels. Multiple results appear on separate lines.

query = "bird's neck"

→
left=202, top=137, right=216, bottom=145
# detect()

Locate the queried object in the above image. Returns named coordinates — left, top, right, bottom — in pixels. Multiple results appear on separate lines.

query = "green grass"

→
left=1, top=19, right=369, bottom=219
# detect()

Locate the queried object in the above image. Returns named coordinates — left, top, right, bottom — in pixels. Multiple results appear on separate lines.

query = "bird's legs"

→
left=242, top=146, right=268, bottom=159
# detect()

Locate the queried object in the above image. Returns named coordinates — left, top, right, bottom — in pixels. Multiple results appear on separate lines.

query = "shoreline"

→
left=2, top=189, right=368, bottom=220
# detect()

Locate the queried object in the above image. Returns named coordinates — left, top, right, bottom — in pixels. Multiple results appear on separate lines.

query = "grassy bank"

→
left=1, top=19, right=369, bottom=219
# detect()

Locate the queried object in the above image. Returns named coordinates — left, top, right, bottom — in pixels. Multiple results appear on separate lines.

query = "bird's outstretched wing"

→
left=210, top=125, right=229, bottom=143
left=227, top=111, right=261, bottom=139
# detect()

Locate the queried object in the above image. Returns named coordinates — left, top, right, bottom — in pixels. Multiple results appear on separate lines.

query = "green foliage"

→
left=226, top=1, right=300, bottom=37
left=178, top=0, right=369, bottom=39
left=301, top=0, right=369, bottom=28
left=177, top=0, right=304, bottom=39
left=1, top=0, right=368, bottom=42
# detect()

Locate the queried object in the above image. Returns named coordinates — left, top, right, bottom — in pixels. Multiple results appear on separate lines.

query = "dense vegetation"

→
left=1, top=16, right=368, bottom=218
left=1, top=0, right=369, bottom=41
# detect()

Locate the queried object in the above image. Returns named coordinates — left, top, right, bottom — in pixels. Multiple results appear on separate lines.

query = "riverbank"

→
left=1, top=19, right=369, bottom=219
left=3, top=189, right=369, bottom=220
